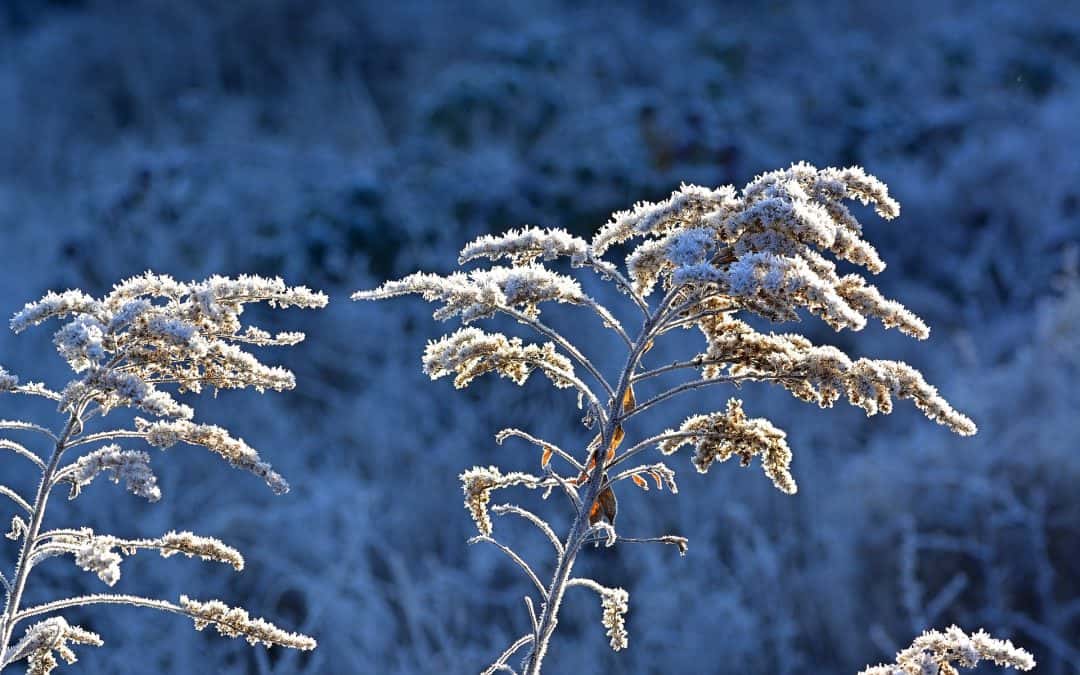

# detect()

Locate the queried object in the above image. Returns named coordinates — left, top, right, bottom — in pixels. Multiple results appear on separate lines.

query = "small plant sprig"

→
left=0, top=273, right=326, bottom=673
left=355, top=163, right=1032, bottom=674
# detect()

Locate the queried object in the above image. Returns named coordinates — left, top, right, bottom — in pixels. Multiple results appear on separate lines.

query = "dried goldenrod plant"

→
left=0, top=273, right=325, bottom=673
left=355, top=163, right=1032, bottom=674
left=858, top=625, right=1034, bottom=675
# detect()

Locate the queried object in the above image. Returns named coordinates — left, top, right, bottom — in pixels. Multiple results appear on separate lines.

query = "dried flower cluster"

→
left=659, top=398, right=795, bottom=493
left=460, top=466, right=545, bottom=537
left=599, top=587, right=629, bottom=652
left=859, top=625, right=1035, bottom=675
left=179, top=596, right=317, bottom=650
left=0, top=273, right=324, bottom=671
left=0, top=617, right=102, bottom=675
left=424, top=328, right=576, bottom=391
left=356, top=163, right=1021, bottom=674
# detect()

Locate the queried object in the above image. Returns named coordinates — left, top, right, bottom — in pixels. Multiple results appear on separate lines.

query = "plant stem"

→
left=0, top=412, right=79, bottom=664
left=522, top=306, right=663, bottom=674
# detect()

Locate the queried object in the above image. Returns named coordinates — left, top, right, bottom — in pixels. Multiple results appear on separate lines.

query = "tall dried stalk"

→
left=0, top=274, right=324, bottom=672
left=356, top=163, right=1033, bottom=674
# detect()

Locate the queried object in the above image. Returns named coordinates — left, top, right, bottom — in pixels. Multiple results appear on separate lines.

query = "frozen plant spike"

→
left=0, top=273, right=325, bottom=671
left=354, top=163, right=1012, bottom=674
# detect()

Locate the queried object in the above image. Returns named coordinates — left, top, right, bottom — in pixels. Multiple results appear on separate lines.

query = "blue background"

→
left=0, top=1, right=1077, bottom=672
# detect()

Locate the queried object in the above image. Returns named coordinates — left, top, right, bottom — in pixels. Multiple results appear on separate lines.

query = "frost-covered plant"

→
left=355, top=162, right=1033, bottom=674
left=858, top=625, right=1034, bottom=675
left=0, top=273, right=326, bottom=673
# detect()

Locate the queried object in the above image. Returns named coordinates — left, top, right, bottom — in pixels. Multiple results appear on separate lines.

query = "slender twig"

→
left=620, top=374, right=793, bottom=423
left=657, top=305, right=734, bottom=334
left=581, top=298, right=633, bottom=348
left=502, top=307, right=616, bottom=402
left=17, top=593, right=185, bottom=625
left=0, top=487, right=31, bottom=515
left=0, top=440, right=45, bottom=470
left=585, top=256, right=650, bottom=315
left=524, top=596, right=539, bottom=637
left=544, top=470, right=582, bottom=515
left=11, top=385, right=62, bottom=402
left=496, top=429, right=584, bottom=471
left=483, top=634, right=534, bottom=675
left=492, top=505, right=564, bottom=556
left=64, top=429, right=148, bottom=449
left=468, top=537, right=548, bottom=598
left=567, top=578, right=605, bottom=594
left=605, top=431, right=705, bottom=472
left=604, top=462, right=674, bottom=491
left=32, top=529, right=87, bottom=546
left=0, top=421, right=57, bottom=443
left=632, top=358, right=714, bottom=383
left=579, top=532, right=689, bottom=555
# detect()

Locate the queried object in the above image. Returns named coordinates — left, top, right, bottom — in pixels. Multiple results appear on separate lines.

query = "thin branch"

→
left=0, top=486, right=31, bottom=515
left=492, top=504, right=564, bottom=556
left=524, top=596, right=539, bottom=637
left=502, top=307, right=615, bottom=403
left=65, top=429, right=147, bottom=449
left=544, top=470, right=582, bottom=516
left=566, top=577, right=606, bottom=594
left=12, top=384, right=62, bottom=402
left=632, top=358, right=710, bottom=383
left=33, top=529, right=87, bottom=546
left=620, top=374, right=792, bottom=423
left=14, top=593, right=180, bottom=624
left=483, top=634, right=534, bottom=675
left=0, top=571, right=10, bottom=596
left=585, top=256, right=650, bottom=315
left=605, top=431, right=706, bottom=472
left=580, top=297, right=633, bottom=348
left=612, top=535, right=689, bottom=554
left=0, top=421, right=57, bottom=443
left=496, top=429, right=584, bottom=471
left=468, top=536, right=548, bottom=599
left=605, top=462, right=676, bottom=493
left=0, top=440, right=45, bottom=470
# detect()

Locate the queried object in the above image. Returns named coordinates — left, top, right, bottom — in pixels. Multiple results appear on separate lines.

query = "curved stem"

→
left=469, top=537, right=548, bottom=599
left=14, top=594, right=177, bottom=626
left=523, top=304, right=666, bottom=674
left=605, top=431, right=705, bottom=472
left=581, top=298, right=633, bottom=348
left=0, top=488, right=31, bottom=515
left=496, top=429, right=583, bottom=472
left=585, top=257, right=650, bottom=316
left=0, top=441, right=44, bottom=471
left=64, top=429, right=147, bottom=449
left=0, top=422, right=57, bottom=443
left=503, top=307, right=615, bottom=403
left=484, top=633, right=534, bottom=675
left=620, top=374, right=792, bottom=423
left=491, top=505, right=564, bottom=556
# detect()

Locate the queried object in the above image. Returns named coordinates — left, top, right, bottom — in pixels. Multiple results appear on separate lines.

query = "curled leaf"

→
left=606, top=425, right=625, bottom=463
left=541, top=445, right=554, bottom=468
